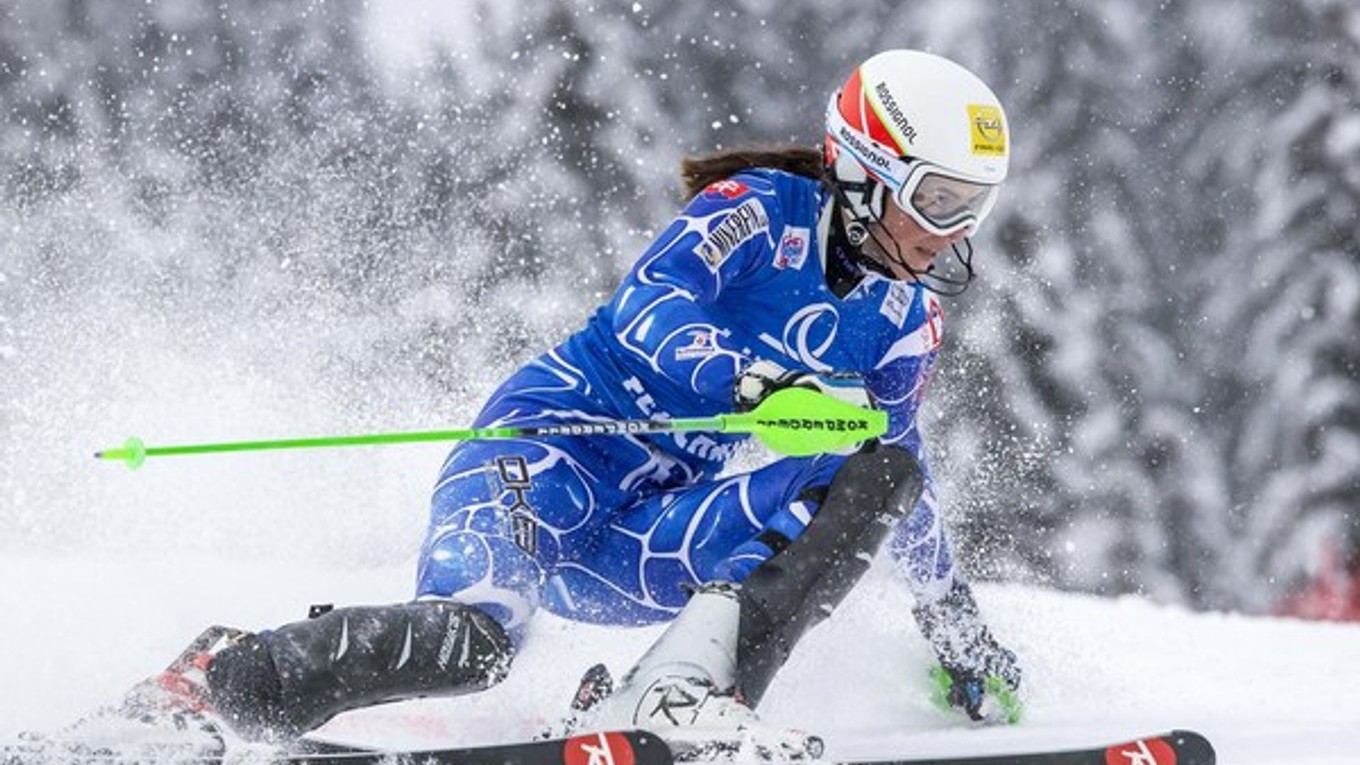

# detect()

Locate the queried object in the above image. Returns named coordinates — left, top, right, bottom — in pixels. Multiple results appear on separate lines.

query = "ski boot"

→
left=567, top=584, right=823, bottom=762
left=16, top=626, right=249, bottom=764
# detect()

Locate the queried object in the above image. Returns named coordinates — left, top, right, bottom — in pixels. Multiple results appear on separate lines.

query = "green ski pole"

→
left=95, top=386, right=888, bottom=470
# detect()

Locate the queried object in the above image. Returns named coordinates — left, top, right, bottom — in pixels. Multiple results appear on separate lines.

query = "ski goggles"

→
left=826, top=97, right=1000, bottom=237
left=895, top=166, right=999, bottom=237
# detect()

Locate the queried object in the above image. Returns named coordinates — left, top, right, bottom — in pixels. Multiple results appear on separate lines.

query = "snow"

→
left=2, top=4, right=1358, bottom=764
left=3, top=548, right=1357, bottom=764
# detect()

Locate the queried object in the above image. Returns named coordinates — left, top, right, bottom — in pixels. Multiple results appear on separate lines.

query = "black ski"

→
left=305, top=731, right=673, bottom=765
left=3, top=728, right=1213, bottom=765
left=850, top=729, right=1215, bottom=765
left=2, top=731, right=672, bottom=765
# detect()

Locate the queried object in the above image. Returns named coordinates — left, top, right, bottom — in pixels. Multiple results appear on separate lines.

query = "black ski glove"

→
left=912, top=579, right=1022, bottom=723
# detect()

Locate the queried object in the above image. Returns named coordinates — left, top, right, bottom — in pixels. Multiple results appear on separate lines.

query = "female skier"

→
left=95, top=49, right=1022, bottom=757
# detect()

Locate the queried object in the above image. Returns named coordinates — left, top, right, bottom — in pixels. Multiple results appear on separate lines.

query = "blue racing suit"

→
left=415, top=169, right=958, bottom=639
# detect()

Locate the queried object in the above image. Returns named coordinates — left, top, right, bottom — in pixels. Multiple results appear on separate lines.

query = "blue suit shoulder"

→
left=686, top=168, right=822, bottom=216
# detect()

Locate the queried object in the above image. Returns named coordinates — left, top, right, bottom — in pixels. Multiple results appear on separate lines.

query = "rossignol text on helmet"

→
left=824, top=50, right=1009, bottom=293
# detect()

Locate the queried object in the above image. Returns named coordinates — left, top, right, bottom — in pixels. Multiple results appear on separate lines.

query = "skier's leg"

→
left=110, top=363, right=667, bottom=743
left=90, top=600, right=513, bottom=751
left=545, top=453, right=843, bottom=624
left=416, top=436, right=613, bottom=639
left=416, top=352, right=664, bottom=638
left=198, top=601, right=512, bottom=739
left=168, top=434, right=623, bottom=741
left=589, top=445, right=922, bottom=734
left=735, top=444, right=923, bottom=705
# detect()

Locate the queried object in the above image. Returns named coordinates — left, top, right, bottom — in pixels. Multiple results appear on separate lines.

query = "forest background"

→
left=2, top=0, right=1357, bottom=615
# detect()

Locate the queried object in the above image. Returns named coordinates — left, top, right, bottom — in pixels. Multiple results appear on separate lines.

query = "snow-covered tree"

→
left=2, top=0, right=1357, bottom=610
left=1195, top=0, right=1360, bottom=609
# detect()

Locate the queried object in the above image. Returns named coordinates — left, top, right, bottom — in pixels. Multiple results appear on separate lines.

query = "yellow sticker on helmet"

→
left=967, top=104, right=1007, bottom=156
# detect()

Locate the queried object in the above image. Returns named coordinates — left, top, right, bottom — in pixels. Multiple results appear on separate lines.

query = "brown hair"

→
left=679, top=145, right=825, bottom=200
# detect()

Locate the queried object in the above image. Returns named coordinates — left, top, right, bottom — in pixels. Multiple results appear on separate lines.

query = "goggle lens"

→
left=894, top=170, right=998, bottom=236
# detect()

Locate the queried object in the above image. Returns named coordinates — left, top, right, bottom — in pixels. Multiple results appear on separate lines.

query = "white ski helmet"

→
left=825, top=50, right=1009, bottom=241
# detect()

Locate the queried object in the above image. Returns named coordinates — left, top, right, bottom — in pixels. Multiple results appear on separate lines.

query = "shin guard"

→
left=205, top=600, right=511, bottom=739
left=736, top=445, right=923, bottom=706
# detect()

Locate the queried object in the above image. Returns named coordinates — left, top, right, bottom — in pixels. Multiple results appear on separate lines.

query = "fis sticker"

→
left=675, top=329, right=720, bottom=361
left=694, top=199, right=769, bottom=268
left=880, top=281, right=914, bottom=328
left=967, top=104, right=1006, bottom=157
left=703, top=179, right=750, bottom=200
left=773, top=226, right=810, bottom=270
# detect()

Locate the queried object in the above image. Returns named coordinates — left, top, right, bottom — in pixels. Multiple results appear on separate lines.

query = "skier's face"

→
left=863, top=201, right=970, bottom=281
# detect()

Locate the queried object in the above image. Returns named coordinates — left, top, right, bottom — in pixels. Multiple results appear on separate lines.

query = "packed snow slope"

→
left=2, top=549, right=1357, bottom=764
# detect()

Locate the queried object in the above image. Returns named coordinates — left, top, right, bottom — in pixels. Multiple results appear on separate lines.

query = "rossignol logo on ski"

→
left=1104, top=736, right=1178, bottom=765
left=563, top=732, right=637, bottom=765
left=756, top=417, right=873, bottom=433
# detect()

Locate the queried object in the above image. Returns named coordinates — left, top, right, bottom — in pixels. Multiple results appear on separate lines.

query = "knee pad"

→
left=416, top=530, right=544, bottom=634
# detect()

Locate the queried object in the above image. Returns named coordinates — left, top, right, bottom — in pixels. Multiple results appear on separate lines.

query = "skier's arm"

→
left=867, top=325, right=1023, bottom=722
left=864, top=349, right=958, bottom=602
left=606, top=181, right=780, bottom=406
left=717, top=352, right=959, bottom=598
